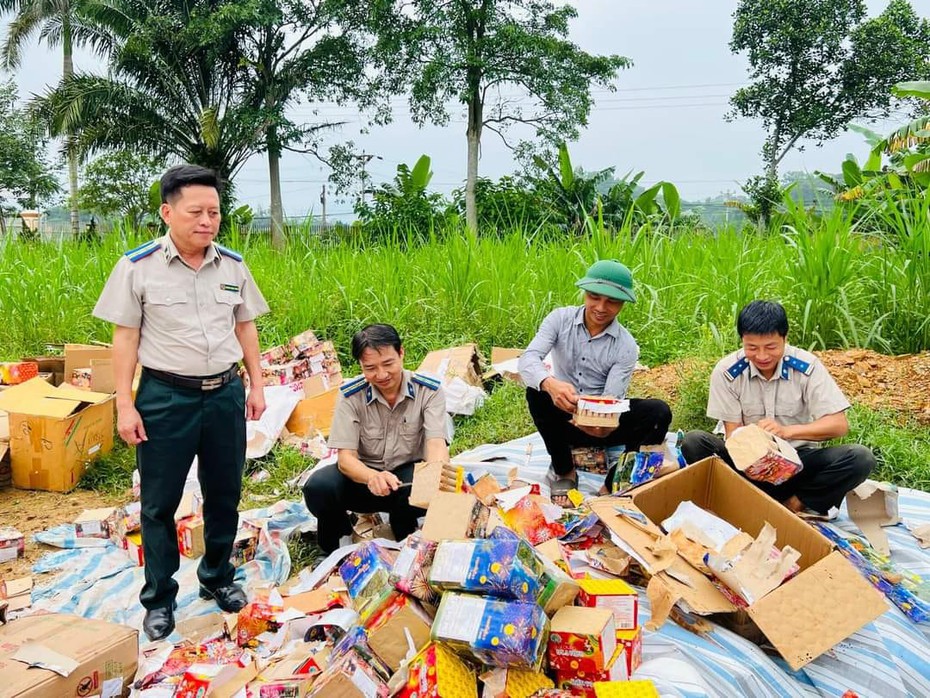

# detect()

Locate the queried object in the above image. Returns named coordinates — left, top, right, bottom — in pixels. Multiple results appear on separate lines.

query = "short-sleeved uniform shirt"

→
left=707, top=344, right=850, bottom=448
left=327, top=370, right=448, bottom=472
left=518, top=306, right=640, bottom=398
left=93, top=234, right=269, bottom=376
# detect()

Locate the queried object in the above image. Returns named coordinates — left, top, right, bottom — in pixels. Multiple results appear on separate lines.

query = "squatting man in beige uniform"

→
left=302, top=324, right=449, bottom=553
left=681, top=300, right=875, bottom=515
left=94, top=164, right=268, bottom=641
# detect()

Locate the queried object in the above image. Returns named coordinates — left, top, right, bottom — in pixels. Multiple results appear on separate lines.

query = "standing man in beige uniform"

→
left=93, top=165, right=269, bottom=641
left=681, top=300, right=875, bottom=515
left=302, top=324, right=448, bottom=553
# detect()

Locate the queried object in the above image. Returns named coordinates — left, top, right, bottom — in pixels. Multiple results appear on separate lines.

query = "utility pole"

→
left=320, top=184, right=327, bottom=231
left=355, top=151, right=382, bottom=206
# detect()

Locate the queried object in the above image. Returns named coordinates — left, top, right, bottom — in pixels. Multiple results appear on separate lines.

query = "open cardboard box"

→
left=0, top=378, right=114, bottom=492
left=285, top=386, right=339, bottom=437
left=417, top=344, right=484, bottom=388
left=589, top=456, right=888, bottom=670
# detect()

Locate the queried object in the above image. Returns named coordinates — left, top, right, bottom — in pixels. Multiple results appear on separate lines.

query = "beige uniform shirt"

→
left=328, top=370, right=448, bottom=471
left=93, top=234, right=269, bottom=376
left=707, top=344, right=850, bottom=448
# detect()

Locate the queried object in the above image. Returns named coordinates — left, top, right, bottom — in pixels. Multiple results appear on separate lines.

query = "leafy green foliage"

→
left=729, top=0, right=930, bottom=183
left=0, top=80, right=60, bottom=220
left=356, top=155, right=451, bottom=238
left=369, top=0, right=629, bottom=231
left=78, top=149, right=164, bottom=227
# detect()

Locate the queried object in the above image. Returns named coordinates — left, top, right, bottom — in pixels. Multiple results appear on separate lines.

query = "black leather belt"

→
left=143, top=365, right=239, bottom=391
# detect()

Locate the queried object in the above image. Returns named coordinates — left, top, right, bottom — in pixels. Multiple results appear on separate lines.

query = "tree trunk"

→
left=465, top=99, right=482, bottom=237
left=267, top=131, right=285, bottom=250
left=63, top=23, right=79, bottom=238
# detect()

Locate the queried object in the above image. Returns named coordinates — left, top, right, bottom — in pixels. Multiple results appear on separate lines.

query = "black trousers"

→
left=302, top=461, right=425, bottom=554
left=525, top=388, right=672, bottom=482
left=680, top=430, right=875, bottom=513
left=135, top=371, right=246, bottom=610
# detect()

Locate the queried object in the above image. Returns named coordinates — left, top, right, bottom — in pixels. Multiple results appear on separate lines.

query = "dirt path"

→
left=3, top=348, right=929, bottom=581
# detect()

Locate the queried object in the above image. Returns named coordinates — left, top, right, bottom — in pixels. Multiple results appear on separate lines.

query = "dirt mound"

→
left=631, top=349, right=930, bottom=425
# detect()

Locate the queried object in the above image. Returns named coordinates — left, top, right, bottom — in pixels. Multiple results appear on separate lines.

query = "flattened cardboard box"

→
left=286, top=387, right=339, bottom=437
left=0, top=378, right=114, bottom=492
left=0, top=613, right=137, bottom=698
left=416, top=344, right=484, bottom=388
left=589, top=456, right=889, bottom=670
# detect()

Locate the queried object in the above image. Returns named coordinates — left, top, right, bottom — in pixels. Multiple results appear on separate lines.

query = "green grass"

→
left=8, top=204, right=930, bottom=499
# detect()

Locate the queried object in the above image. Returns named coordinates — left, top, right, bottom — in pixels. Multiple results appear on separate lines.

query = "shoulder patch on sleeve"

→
left=782, top=355, right=814, bottom=379
left=124, top=240, right=161, bottom=262
left=215, top=244, right=243, bottom=262
left=724, top=357, right=750, bottom=381
left=340, top=375, right=367, bottom=398
left=411, top=372, right=441, bottom=391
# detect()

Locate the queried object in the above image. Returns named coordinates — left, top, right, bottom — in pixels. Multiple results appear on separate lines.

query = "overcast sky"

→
left=5, top=0, right=929, bottom=217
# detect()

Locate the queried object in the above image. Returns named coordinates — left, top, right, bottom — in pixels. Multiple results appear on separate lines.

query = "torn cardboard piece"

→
left=847, top=480, right=899, bottom=556
left=910, top=523, right=930, bottom=549
left=726, top=424, right=802, bottom=485
left=420, top=492, right=485, bottom=542
left=706, top=522, right=801, bottom=605
left=11, top=644, right=80, bottom=677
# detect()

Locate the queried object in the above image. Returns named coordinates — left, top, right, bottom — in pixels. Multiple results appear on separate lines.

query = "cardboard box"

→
left=548, top=606, right=617, bottom=673
left=285, top=387, right=339, bottom=437
left=0, top=576, right=32, bottom=612
left=576, top=579, right=639, bottom=631
left=396, top=643, right=478, bottom=698
left=0, top=526, right=25, bottom=563
left=555, top=646, right=629, bottom=697
left=288, top=330, right=321, bottom=359
left=589, top=456, right=889, bottom=670
left=0, top=378, right=114, bottom=492
left=431, top=592, right=549, bottom=670
left=616, top=628, right=643, bottom=677
left=73, top=507, right=116, bottom=539
left=125, top=531, right=144, bottom=566
left=416, top=344, right=484, bottom=388
left=178, top=515, right=206, bottom=558
left=574, top=396, right=626, bottom=428
left=366, top=594, right=433, bottom=671
left=19, top=356, right=65, bottom=386
left=339, top=542, right=396, bottom=620
left=594, top=680, right=660, bottom=698
left=420, top=492, right=484, bottom=542
left=309, top=652, right=389, bottom=698
left=429, top=537, right=544, bottom=602
left=0, top=613, right=137, bottom=698
left=63, top=344, right=112, bottom=385
left=483, top=347, right=525, bottom=385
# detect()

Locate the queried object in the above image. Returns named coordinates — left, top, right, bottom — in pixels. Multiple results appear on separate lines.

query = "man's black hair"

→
left=737, top=300, right=789, bottom=337
left=160, top=164, right=221, bottom=204
left=351, top=324, right=403, bottom=361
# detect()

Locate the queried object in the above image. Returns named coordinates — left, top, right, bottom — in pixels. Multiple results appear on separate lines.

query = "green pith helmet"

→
left=575, top=259, right=636, bottom=303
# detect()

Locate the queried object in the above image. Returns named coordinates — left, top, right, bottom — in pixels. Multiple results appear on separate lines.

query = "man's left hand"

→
left=576, top=424, right=613, bottom=439
left=246, top=387, right=266, bottom=421
left=757, top=418, right=791, bottom=439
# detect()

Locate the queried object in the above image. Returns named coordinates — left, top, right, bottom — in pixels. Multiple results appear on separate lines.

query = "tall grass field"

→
left=2, top=202, right=930, bottom=494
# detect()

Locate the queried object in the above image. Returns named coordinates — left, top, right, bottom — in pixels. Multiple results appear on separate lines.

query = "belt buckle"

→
left=201, top=376, right=224, bottom=391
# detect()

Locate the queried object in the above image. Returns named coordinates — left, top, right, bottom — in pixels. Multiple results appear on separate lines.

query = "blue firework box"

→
left=339, top=541, right=395, bottom=619
left=431, top=591, right=549, bottom=669
left=428, top=533, right=544, bottom=602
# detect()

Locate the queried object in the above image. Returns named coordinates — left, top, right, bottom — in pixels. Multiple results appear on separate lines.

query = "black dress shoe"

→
left=143, top=606, right=175, bottom=641
left=199, top=583, right=248, bottom=612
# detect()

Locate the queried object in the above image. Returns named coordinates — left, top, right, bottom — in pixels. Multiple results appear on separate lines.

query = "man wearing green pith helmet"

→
left=519, top=260, right=672, bottom=505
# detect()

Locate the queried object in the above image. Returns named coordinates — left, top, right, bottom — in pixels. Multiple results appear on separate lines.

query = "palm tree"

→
left=31, top=0, right=267, bottom=215
left=0, top=0, right=103, bottom=236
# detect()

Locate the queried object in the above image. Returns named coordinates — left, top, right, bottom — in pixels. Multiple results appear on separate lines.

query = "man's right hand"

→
left=367, top=469, right=402, bottom=497
left=117, top=406, right=148, bottom=445
left=543, top=377, right=579, bottom=414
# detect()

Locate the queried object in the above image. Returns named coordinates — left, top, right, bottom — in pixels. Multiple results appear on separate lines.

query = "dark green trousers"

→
left=135, top=370, right=246, bottom=610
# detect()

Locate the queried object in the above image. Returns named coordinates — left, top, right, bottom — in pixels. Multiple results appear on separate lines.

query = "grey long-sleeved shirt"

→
left=518, top=306, right=639, bottom=398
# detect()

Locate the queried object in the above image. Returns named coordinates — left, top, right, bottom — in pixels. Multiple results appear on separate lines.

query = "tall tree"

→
left=729, top=0, right=930, bottom=186
left=32, top=0, right=267, bottom=218
left=371, top=0, right=628, bottom=234
left=229, top=0, right=373, bottom=248
left=0, top=0, right=104, bottom=236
